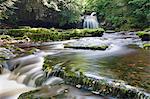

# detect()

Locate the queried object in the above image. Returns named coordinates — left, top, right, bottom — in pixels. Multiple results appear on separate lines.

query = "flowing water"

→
left=0, top=32, right=150, bottom=99
left=83, top=12, right=99, bottom=29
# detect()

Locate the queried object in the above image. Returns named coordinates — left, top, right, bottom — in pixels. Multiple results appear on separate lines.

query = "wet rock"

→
left=18, top=82, right=68, bottom=99
left=143, top=43, right=150, bottom=50
left=136, top=31, right=150, bottom=41
left=64, top=45, right=108, bottom=50
left=0, top=64, right=2, bottom=74
left=0, top=48, right=14, bottom=60
left=105, top=30, right=115, bottom=33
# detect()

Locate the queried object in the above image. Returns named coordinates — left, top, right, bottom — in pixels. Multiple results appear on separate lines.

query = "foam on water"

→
left=0, top=73, right=35, bottom=99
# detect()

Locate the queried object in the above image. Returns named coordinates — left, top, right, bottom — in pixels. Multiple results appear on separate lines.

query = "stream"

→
left=0, top=32, right=150, bottom=99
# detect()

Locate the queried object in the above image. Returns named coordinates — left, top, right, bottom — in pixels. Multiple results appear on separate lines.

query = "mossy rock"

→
left=6, top=28, right=105, bottom=42
left=0, top=35, right=12, bottom=40
left=18, top=26, right=31, bottom=29
left=136, top=31, right=150, bottom=41
left=70, top=28, right=104, bottom=37
left=143, top=43, right=150, bottom=50
left=105, top=30, right=115, bottom=33
left=144, top=27, right=150, bottom=32
left=0, top=47, right=14, bottom=60
left=64, top=45, right=108, bottom=50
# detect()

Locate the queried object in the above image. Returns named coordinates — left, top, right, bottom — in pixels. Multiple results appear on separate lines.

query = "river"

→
left=0, top=32, right=149, bottom=99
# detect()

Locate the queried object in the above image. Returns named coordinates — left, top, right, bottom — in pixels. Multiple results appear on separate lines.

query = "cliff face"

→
left=3, top=0, right=82, bottom=28
left=13, top=0, right=60, bottom=27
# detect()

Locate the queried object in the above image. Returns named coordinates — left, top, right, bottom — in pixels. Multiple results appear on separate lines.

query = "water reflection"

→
left=47, top=47, right=150, bottom=92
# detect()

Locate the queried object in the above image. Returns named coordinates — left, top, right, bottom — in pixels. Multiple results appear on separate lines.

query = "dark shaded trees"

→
left=0, top=0, right=82, bottom=27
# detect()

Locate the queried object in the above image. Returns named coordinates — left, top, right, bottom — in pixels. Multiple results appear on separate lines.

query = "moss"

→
left=6, top=28, right=105, bottom=42
left=0, top=35, right=12, bottom=40
left=144, top=27, right=150, bottom=32
left=143, top=43, right=150, bottom=50
left=70, top=28, right=105, bottom=37
left=64, top=45, right=108, bottom=50
left=136, top=31, right=150, bottom=41
left=18, top=26, right=31, bottom=29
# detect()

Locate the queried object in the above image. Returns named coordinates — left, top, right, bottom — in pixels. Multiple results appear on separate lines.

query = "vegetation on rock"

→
left=1, top=0, right=149, bottom=30
left=64, top=45, right=108, bottom=50
left=143, top=43, right=150, bottom=50
left=84, top=0, right=149, bottom=30
left=136, top=31, right=150, bottom=41
left=19, top=57, right=150, bottom=99
left=4, top=28, right=104, bottom=41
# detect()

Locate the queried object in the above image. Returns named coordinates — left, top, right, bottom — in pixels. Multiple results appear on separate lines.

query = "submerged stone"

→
left=64, top=45, right=108, bottom=50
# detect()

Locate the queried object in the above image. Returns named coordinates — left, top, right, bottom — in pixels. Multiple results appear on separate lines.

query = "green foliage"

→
left=0, top=35, right=12, bottom=40
left=0, top=0, right=83, bottom=26
left=85, top=0, right=150, bottom=30
left=58, top=0, right=82, bottom=26
left=0, top=0, right=18, bottom=19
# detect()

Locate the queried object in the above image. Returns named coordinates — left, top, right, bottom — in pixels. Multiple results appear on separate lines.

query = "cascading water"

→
left=0, top=32, right=150, bottom=99
left=0, top=51, right=66, bottom=99
left=83, top=12, right=99, bottom=29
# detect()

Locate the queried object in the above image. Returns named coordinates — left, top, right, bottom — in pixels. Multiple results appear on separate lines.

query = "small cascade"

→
left=49, top=66, right=150, bottom=99
left=83, top=12, right=99, bottom=29
left=6, top=53, right=45, bottom=86
left=0, top=32, right=149, bottom=99
left=0, top=51, right=65, bottom=99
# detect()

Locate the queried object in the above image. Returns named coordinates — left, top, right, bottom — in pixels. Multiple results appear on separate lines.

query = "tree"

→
left=0, top=0, right=18, bottom=19
left=84, top=0, right=150, bottom=30
left=0, top=0, right=83, bottom=27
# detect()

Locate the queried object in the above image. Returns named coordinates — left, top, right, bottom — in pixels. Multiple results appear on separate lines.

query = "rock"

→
left=136, top=31, right=150, bottom=41
left=64, top=45, right=108, bottom=50
left=143, top=43, right=150, bottom=50
left=0, top=64, right=2, bottom=74
left=0, top=48, right=14, bottom=60
left=105, top=30, right=115, bottom=33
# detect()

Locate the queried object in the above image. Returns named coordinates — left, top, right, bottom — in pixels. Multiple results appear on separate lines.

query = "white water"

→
left=0, top=51, right=58, bottom=99
left=0, top=73, right=35, bottom=99
left=83, top=12, right=99, bottom=29
left=0, top=32, right=145, bottom=99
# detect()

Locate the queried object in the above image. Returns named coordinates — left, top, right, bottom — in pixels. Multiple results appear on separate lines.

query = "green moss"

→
left=137, top=31, right=150, bottom=36
left=70, top=28, right=105, bottom=37
left=0, top=35, right=12, bottom=40
left=6, top=28, right=105, bottom=42
left=64, top=45, right=108, bottom=50
left=136, top=31, right=150, bottom=41
left=143, top=43, right=150, bottom=50
left=144, top=27, right=150, bottom=32
left=18, top=26, right=31, bottom=29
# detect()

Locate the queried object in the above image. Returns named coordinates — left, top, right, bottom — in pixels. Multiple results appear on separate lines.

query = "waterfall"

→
left=83, top=12, right=99, bottom=29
